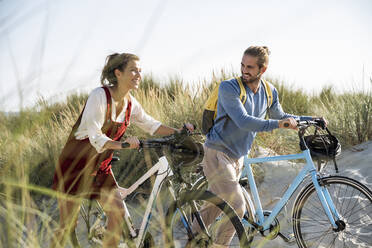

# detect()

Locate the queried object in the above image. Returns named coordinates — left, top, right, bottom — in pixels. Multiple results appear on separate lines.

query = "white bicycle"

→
left=72, top=128, right=251, bottom=247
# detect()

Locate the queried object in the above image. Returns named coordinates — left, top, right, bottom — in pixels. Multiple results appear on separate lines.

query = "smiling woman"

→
left=51, top=52, right=193, bottom=247
left=100, top=53, right=141, bottom=88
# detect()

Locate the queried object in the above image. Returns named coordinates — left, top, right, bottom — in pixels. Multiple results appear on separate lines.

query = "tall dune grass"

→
left=313, top=85, right=372, bottom=145
left=0, top=73, right=371, bottom=247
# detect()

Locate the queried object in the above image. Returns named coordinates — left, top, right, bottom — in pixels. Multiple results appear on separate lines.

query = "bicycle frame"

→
left=121, top=156, right=172, bottom=247
left=241, top=148, right=341, bottom=231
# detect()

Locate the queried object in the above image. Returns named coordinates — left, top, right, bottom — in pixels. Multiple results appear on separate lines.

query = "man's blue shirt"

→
left=205, top=77, right=312, bottom=159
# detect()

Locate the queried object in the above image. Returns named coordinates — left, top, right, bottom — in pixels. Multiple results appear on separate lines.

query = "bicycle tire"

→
left=193, top=176, right=256, bottom=244
left=165, top=189, right=250, bottom=247
left=71, top=200, right=106, bottom=247
left=293, top=176, right=372, bottom=248
left=73, top=200, right=156, bottom=248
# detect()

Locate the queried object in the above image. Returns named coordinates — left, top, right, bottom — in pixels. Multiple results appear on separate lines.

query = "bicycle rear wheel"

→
left=165, top=189, right=250, bottom=247
left=293, top=176, right=372, bottom=248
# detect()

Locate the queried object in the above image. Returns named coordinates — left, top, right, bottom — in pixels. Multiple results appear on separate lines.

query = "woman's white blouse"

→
left=74, top=87, right=161, bottom=153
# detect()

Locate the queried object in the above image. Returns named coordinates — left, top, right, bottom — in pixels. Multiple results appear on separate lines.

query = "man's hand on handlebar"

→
left=283, top=117, right=328, bottom=131
left=279, top=117, right=298, bottom=130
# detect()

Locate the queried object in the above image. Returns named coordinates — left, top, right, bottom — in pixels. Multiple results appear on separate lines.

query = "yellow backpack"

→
left=201, top=77, right=273, bottom=135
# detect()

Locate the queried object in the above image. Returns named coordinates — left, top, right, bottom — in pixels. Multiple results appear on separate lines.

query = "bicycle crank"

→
left=259, top=211, right=280, bottom=240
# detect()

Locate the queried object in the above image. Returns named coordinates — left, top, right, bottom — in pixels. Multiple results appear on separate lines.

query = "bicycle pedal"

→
left=278, top=232, right=295, bottom=243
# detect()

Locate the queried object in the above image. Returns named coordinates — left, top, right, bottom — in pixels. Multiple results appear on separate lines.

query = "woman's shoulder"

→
left=90, top=87, right=106, bottom=96
left=86, top=87, right=107, bottom=104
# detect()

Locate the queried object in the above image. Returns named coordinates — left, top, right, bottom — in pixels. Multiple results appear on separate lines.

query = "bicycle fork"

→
left=310, top=172, right=342, bottom=230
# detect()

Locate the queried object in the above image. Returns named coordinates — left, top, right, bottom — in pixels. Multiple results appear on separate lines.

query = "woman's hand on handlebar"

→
left=122, top=136, right=140, bottom=149
left=279, top=117, right=298, bottom=130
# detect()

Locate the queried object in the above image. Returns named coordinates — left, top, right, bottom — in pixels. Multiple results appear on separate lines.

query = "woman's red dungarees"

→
left=52, top=87, right=131, bottom=199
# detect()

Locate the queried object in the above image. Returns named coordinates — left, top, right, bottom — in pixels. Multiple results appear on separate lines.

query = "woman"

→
left=52, top=53, right=193, bottom=247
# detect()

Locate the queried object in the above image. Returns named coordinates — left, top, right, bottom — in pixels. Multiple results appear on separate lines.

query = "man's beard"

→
left=241, top=73, right=261, bottom=84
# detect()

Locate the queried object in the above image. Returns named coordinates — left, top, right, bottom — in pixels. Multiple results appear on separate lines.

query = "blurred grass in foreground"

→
left=0, top=72, right=371, bottom=247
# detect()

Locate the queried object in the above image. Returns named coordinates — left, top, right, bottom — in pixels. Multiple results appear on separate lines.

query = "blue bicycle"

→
left=192, top=120, right=372, bottom=247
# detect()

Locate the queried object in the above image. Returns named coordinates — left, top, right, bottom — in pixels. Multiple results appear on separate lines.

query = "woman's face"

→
left=116, top=59, right=141, bottom=90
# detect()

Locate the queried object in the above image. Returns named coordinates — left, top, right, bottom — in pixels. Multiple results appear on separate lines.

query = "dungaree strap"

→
left=113, top=100, right=132, bottom=140
left=125, top=101, right=131, bottom=126
left=102, top=87, right=112, bottom=122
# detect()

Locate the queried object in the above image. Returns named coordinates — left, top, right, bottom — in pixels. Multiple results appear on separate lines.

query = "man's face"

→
left=241, top=55, right=264, bottom=84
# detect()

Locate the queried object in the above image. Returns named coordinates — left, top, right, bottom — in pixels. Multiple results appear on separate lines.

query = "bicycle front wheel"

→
left=191, top=176, right=256, bottom=245
left=293, top=176, right=372, bottom=248
left=165, top=190, right=250, bottom=247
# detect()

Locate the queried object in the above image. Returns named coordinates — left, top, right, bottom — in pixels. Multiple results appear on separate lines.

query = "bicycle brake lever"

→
left=181, top=123, right=197, bottom=135
left=313, top=118, right=326, bottom=129
left=138, top=140, right=143, bottom=152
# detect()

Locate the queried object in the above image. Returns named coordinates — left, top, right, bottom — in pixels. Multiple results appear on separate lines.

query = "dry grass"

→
left=0, top=73, right=371, bottom=247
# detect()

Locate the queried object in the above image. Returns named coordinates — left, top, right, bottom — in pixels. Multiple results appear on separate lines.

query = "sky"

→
left=1, top=0, right=371, bottom=111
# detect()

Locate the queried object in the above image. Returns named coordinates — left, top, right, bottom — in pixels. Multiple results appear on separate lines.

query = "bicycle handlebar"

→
left=122, top=120, right=327, bottom=148
left=121, top=124, right=197, bottom=149
left=297, top=119, right=326, bottom=129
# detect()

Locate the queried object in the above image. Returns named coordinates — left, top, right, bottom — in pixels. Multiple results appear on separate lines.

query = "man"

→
left=193, top=46, right=325, bottom=247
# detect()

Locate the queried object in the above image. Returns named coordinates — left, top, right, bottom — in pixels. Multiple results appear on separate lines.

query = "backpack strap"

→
left=204, top=82, right=220, bottom=120
left=235, top=77, right=247, bottom=105
left=204, top=77, right=247, bottom=120
left=262, top=79, right=273, bottom=108
left=204, top=84, right=220, bottom=111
